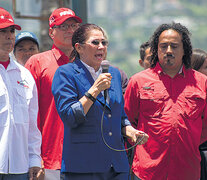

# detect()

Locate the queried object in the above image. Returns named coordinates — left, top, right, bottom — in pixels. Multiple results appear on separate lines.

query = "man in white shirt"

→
left=0, top=7, right=42, bottom=180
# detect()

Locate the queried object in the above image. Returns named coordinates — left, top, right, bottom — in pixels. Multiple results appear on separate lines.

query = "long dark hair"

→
left=191, top=48, right=207, bottom=71
left=70, top=23, right=106, bottom=61
left=150, top=22, right=192, bottom=69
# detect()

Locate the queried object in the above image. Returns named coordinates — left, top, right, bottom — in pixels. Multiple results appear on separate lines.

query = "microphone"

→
left=101, top=60, right=110, bottom=102
left=101, top=60, right=110, bottom=73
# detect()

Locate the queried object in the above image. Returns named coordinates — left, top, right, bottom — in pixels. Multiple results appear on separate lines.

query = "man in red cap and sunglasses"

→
left=25, top=7, right=82, bottom=180
left=0, top=7, right=43, bottom=180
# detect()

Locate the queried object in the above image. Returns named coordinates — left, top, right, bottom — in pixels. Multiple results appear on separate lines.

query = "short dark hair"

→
left=191, top=48, right=207, bottom=71
left=70, top=23, right=106, bottom=61
left=150, top=22, right=192, bottom=69
left=139, top=41, right=150, bottom=61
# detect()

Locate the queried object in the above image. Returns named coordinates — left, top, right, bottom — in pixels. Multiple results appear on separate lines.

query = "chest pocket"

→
left=15, top=86, right=33, bottom=103
left=184, top=92, right=206, bottom=120
left=139, top=85, right=168, bottom=118
left=13, top=86, right=33, bottom=124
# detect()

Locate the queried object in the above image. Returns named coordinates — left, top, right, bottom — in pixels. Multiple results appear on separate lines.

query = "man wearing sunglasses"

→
left=25, top=8, right=82, bottom=180
left=0, top=7, right=42, bottom=180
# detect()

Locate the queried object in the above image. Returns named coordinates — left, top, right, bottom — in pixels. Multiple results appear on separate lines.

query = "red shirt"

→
left=25, top=45, right=69, bottom=170
left=124, top=63, right=207, bottom=180
left=0, top=59, right=10, bottom=69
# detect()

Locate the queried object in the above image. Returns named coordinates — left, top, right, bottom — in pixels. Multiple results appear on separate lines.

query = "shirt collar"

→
left=52, top=44, right=69, bottom=63
left=80, top=60, right=102, bottom=81
left=0, top=55, right=21, bottom=72
left=154, top=62, right=185, bottom=77
left=6, top=54, right=20, bottom=71
left=0, top=58, right=10, bottom=69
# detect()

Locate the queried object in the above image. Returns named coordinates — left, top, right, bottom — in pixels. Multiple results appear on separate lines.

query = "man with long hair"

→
left=125, top=22, right=207, bottom=180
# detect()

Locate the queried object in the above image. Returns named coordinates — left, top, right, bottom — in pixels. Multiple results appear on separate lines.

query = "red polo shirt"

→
left=25, top=45, right=69, bottom=170
left=124, top=63, right=207, bottom=180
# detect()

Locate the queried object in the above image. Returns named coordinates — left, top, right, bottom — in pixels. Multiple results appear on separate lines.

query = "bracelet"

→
left=85, top=92, right=96, bottom=103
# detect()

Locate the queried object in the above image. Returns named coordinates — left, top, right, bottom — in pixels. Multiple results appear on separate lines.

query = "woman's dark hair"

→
left=191, top=48, right=207, bottom=71
left=150, top=22, right=192, bottom=69
left=70, top=23, right=106, bottom=61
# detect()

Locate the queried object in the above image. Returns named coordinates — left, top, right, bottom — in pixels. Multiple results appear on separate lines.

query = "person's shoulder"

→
left=26, top=50, right=53, bottom=64
left=32, top=49, right=51, bottom=58
left=189, top=68, right=207, bottom=80
left=192, top=69, right=207, bottom=83
left=56, top=61, right=75, bottom=73
left=13, top=59, right=27, bottom=71
left=110, top=65, right=121, bottom=71
left=110, top=65, right=127, bottom=77
left=14, top=60, right=35, bottom=82
left=131, top=68, right=153, bottom=79
left=109, top=65, right=121, bottom=74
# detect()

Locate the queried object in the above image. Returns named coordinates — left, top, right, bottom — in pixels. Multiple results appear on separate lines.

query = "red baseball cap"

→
left=0, top=7, right=21, bottom=30
left=49, top=8, right=82, bottom=28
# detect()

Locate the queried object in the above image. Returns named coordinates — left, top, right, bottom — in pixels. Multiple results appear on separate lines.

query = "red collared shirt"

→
left=124, top=63, right=207, bottom=180
left=25, top=45, right=69, bottom=170
left=0, top=59, right=10, bottom=69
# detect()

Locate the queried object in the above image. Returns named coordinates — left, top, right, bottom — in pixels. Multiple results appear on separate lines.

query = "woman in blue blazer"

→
left=52, top=24, right=148, bottom=180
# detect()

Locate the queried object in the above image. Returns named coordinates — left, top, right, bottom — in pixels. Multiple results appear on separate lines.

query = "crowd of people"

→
left=1, top=5, right=207, bottom=180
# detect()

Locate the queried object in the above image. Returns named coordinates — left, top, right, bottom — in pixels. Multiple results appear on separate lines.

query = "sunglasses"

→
left=86, top=40, right=109, bottom=47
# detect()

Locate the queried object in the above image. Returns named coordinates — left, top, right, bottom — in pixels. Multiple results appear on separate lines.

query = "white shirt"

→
left=0, top=55, right=41, bottom=174
left=80, top=60, right=102, bottom=81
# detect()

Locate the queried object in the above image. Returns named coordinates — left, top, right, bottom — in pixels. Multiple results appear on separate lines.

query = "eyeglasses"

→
left=86, top=40, right=109, bottom=47
left=53, top=23, right=80, bottom=31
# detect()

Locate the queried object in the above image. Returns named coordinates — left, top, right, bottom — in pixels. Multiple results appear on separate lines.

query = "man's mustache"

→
left=164, top=54, right=175, bottom=58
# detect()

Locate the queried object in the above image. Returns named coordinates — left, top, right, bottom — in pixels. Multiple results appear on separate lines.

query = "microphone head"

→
left=101, top=60, right=110, bottom=73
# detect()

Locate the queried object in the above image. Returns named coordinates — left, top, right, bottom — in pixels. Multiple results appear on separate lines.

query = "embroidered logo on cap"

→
left=59, top=10, right=73, bottom=16
left=17, top=32, right=34, bottom=40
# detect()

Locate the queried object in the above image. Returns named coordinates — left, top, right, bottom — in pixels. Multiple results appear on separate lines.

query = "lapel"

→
left=73, top=59, right=94, bottom=90
left=73, top=60, right=113, bottom=111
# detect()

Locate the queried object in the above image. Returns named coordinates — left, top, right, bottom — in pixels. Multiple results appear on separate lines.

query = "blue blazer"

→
left=52, top=59, right=130, bottom=173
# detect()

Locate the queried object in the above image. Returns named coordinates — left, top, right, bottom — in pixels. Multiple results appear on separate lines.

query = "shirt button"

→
left=109, top=132, right=112, bottom=136
left=108, top=114, right=112, bottom=118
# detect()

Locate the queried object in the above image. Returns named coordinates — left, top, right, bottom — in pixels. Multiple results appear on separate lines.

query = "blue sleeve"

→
left=51, top=66, right=86, bottom=128
left=122, top=118, right=131, bottom=127
left=121, top=95, right=131, bottom=127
